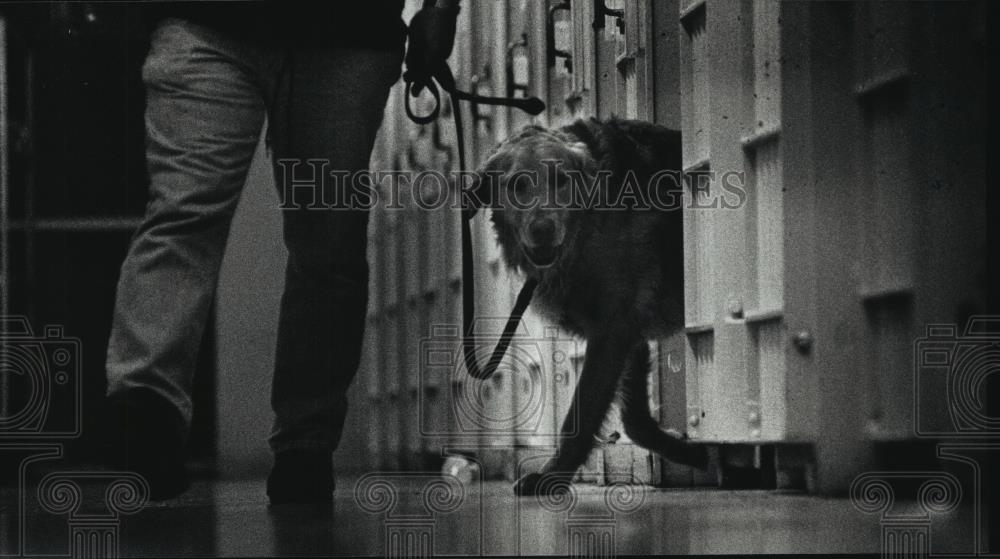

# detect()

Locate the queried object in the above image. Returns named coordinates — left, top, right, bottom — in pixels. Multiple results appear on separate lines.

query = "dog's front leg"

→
left=514, top=328, right=637, bottom=497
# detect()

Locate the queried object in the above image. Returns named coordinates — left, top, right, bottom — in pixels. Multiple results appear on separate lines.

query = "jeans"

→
left=106, top=18, right=401, bottom=454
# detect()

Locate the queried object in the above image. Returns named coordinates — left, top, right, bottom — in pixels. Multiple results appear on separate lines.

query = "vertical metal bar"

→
left=0, top=16, right=9, bottom=321
left=0, top=15, right=9, bottom=420
left=23, top=48, right=34, bottom=322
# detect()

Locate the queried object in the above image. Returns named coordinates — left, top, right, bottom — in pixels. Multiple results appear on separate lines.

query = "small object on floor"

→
left=267, top=450, right=334, bottom=505
left=104, top=389, right=190, bottom=501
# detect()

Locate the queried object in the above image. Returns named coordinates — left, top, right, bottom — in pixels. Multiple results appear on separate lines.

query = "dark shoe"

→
left=267, top=450, right=334, bottom=505
left=104, top=388, right=190, bottom=501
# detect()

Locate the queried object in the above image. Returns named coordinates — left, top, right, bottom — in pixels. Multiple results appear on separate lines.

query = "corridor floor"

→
left=3, top=477, right=975, bottom=556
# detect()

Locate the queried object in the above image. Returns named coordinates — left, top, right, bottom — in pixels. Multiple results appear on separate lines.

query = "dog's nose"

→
left=528, top=218, right=557, bottom=245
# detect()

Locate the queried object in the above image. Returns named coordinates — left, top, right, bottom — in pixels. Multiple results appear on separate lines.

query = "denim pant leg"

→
left=105, top=19, right=273, bottom=436
left=267, top=48, right=401, bottom=453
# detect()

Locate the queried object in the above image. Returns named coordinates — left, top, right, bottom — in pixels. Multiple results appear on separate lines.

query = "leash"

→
left=404, top=64, right=544, bottom=380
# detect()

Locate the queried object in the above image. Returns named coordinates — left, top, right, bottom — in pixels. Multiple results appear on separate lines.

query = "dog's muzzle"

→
left=522, top=244, right=561, bottom=268
left=522, top=218, right=563, bottom=268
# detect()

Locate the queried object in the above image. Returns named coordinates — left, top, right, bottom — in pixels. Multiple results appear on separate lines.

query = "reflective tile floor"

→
left=2, top=477, right=977, bottom=557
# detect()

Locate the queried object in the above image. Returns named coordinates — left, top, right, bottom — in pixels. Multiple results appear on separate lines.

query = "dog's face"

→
left=480, top=126, right=597, bottom=271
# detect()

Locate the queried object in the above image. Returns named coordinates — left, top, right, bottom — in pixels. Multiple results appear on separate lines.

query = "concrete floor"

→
left=2, top=474, right=979, bottom=557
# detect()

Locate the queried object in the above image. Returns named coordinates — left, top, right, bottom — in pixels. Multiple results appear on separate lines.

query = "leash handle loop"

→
left=404, top=78, right=441, bottom=125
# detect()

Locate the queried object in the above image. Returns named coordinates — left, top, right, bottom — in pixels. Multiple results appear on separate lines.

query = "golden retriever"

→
left=477, top=118, right=708, bottom=495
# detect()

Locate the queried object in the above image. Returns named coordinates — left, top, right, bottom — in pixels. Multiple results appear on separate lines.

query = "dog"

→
left=476, top=117, right=708, bottom=496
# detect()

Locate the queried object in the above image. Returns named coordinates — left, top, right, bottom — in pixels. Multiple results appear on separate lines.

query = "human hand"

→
left=403, top=3, right=460, bottom=94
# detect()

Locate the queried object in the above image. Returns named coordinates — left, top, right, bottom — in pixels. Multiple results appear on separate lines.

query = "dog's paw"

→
left=513, top=471, right=573, bottom=497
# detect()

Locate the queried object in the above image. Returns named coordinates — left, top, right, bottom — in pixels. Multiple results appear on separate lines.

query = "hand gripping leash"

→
left=404, top=63, right=544, bottom=380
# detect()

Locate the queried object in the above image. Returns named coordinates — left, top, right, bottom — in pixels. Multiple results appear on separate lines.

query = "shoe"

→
left=104, top=388, right=190, bottom=501
left=266, top=450, right=334, bottom=505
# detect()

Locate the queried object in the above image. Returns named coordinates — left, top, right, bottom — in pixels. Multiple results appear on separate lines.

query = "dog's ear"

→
left=564, top=141, right=599, bottom=177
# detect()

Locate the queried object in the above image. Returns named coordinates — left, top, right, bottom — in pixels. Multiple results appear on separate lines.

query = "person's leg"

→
left=105, top=18, right=272, bottom=499
left=266, top=48, right=401, bottom=502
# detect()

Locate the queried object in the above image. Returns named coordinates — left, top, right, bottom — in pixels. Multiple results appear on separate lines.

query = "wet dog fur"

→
left=478, top=118, right=708, bottom=496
